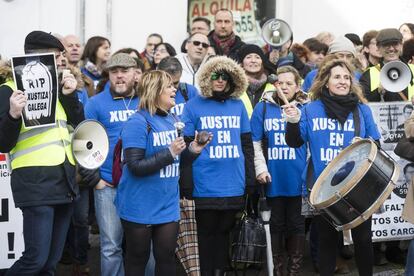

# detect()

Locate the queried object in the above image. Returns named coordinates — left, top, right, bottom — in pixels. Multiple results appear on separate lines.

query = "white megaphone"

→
left=380, top=60, right=411, bottom=92
left=71, top=119, right=109, bottom=169
left=261, top=18, right=292, bottom=49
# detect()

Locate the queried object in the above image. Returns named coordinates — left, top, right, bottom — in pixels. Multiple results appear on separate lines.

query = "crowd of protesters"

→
left=2, top=7, right=414, bottom=276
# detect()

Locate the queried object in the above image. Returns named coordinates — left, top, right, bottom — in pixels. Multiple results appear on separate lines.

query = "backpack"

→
left=112, top=115, right=151, bottom=187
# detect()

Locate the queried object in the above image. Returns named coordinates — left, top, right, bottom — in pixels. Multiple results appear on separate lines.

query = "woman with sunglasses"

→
left=181, top=56, right=255, bottom=276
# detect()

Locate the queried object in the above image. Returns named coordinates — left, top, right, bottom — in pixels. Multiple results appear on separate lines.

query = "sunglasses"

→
left=211, top=72, right=230, bottom=81
left=189, top=40, right=210, bottom=49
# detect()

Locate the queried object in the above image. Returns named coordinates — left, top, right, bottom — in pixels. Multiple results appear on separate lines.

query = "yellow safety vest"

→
left=1, top=81, right=75, bottom=169
left=241, top=83, right=275, bottom=119
left=369, top=63, right=414, bottom=100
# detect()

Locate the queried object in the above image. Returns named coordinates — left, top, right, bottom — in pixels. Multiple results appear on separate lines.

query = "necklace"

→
left=122, top=96, right=133, bottom=111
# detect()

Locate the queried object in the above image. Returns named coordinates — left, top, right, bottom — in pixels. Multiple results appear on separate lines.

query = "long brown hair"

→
left=309, top=58, right=366, bottom=103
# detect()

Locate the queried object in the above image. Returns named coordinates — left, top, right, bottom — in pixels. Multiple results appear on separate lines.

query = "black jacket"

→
left=0, top=84, right=84, bottom=207
left=208, top=31, right=245, bottom=61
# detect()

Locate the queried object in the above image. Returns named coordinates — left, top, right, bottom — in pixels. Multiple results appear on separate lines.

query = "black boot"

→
left=286, top=235, right=305, bottom=276
left=213, top=269, right=225, bottom=276
left=272, top=233, right=285, bottom=276
left=201, top=270, right=213, bottom=276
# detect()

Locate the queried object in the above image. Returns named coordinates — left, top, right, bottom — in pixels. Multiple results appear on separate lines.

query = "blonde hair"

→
left=276, top=66, right=302, bottom=86
left=138, top=70, right=173, bottom=114
left=309, top=58, right=366, bottom=103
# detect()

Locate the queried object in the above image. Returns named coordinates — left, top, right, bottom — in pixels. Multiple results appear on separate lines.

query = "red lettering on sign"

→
left=191, top=0, right=252, bottom=18
left=243, top=0, right=251, bottom=11
left=0, top=154, right=5, bottom=162
left=192, top=4, right=200, bottom=17
left=202, top=3, right=208, bottom=16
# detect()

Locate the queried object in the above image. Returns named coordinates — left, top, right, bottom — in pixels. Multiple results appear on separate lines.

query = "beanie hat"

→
left=376, top=28, right=403, bottom=46
left=105, top=53, right=137, bottom=70
left=24, top=31, right=65, bottom=53
left=237, top=44, right=266, bottom=63
left=328, top=36, right=356, bottom=56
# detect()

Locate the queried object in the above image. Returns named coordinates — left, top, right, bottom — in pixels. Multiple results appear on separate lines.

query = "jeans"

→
left=68, top=188, right=90, bottom=264
left=6, top=204, right=73, bottom=276
left=94, top=186, right=124, bottom=276
left=406, top=239, right=414, bottom=276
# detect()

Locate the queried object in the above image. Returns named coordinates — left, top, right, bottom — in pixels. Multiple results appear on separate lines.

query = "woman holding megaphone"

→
left=114, top=70, right=211, bottom=276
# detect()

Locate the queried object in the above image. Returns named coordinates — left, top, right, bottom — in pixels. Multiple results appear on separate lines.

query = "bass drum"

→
left=310, top=139, right=400, bottom=231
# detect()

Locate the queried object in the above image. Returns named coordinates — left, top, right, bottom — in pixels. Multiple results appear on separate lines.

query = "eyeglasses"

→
left=154, top=48, right=168, bottom=54
left=211, top=72, right=230, bottom=81
left=189, top=40, right=209, bottom=49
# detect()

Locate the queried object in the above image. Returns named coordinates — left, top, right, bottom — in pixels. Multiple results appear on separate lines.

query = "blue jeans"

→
left=94, top=186, right=124, bottom=276
left=406, top=239, right=414, bottom=276
left=68, top=188, right=90, bottom=264
left=6, top=204, right=73, bottom=276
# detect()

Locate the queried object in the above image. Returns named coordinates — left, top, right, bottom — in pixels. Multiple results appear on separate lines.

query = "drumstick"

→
left=276, top=85, right=290, bottom=106
left=267, top=74, right=290, bottom=106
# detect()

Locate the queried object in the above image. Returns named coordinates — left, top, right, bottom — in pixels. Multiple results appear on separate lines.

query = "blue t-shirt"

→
left=77, top=89, right=89, bottom=106
left=85, top=87, right=139, bottom=183
left=170, top=83, right=199, bottom=118
left=115, top=111, right=180, bottom=224
left=251, top=102, right=307, bottom=197
left=302, top=69, right=362, bottom=92
left=298, top=100, right=381, bottom=181
left=182, top=96, right=251, bottom=198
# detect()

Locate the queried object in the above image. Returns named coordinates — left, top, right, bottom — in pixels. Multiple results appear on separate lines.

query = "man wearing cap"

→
left=302, top=36, right=360, bottom=92
left=360, top=28, right=414, bottom=102
left=0, top=30, right=84, bottom=275
left=84, top=53, right=139, bottom=276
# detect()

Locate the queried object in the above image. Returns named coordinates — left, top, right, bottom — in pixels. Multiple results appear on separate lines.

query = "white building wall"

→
left=1, top=0, right=414, bottom=59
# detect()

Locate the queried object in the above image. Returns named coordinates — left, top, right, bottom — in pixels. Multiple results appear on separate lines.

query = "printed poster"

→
left=11, top=53, right=58, bottom=129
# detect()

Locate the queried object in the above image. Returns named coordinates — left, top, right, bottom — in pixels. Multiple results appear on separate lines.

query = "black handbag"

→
left=394, top=135, right=414, bottom=162
left=231, top=196, right=266, bottom=265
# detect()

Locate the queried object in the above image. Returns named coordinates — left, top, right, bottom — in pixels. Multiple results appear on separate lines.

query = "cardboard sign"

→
left=11, top=53, right=58, bottom=129
left=369, top=102, right=414, bottom=241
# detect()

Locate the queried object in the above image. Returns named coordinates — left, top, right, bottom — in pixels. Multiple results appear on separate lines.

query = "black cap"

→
left=24, top=31, right=65, bottom=53
left=376, top=28, right=403, bottom=46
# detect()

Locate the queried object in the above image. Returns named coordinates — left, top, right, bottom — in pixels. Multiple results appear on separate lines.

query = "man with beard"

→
left=177, top=32, right=210, bottom=86
left=84, top=53, right=139, bottom=276
left=360, top=28, right=414, bottom=102
left=208, top=9, right=245, bottom=60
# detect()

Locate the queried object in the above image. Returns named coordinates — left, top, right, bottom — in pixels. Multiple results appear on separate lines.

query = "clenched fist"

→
left=61, top=70, right=77, bottom=95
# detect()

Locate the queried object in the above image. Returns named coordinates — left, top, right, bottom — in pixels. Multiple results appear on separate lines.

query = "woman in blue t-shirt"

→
left=114, top=70, right=209, bottom=276
left=251, top=66, right=308, bottom=275
left=181, top=56, right=255, bottom=275
left=284, top=58, right=380, bottom=276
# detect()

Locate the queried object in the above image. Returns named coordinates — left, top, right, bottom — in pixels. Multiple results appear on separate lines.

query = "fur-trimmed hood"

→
left=197, top=56, right=248, bottom=99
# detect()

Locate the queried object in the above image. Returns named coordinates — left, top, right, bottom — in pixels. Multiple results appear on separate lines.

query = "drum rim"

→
left=334, top=162, right=399, bottom=231
left=309, top=139, right=377, bottom=209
